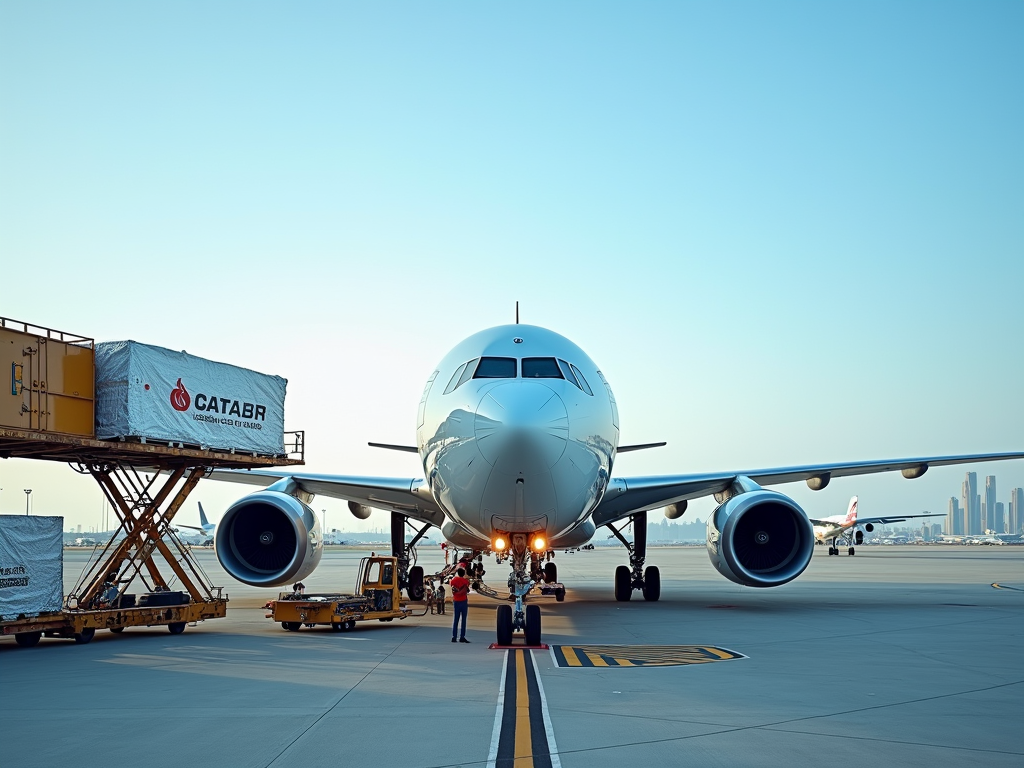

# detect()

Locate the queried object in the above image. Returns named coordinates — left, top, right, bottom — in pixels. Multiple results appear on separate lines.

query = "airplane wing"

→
left=174, top=524, right=206, bottom=532
left=591, top=451, right=1024, bottom=528
left=852, top=513, right=945, bottom=526
left=202, top=469, right=447, bottom=528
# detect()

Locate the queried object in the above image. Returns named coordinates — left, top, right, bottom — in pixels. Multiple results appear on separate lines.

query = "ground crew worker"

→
left=450, top=567, right=470, bottom=643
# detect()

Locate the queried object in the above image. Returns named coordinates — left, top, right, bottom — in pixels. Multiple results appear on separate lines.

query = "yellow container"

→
left=0, top=318, right=95, bottom=437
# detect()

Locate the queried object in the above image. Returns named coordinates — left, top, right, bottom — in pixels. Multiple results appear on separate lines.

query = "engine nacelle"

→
left=664, top=502, right=687, bottom=520
left=215, top=490, right=323, bottom=587
left=864, top=523, right=874, bottom=533
left=707, top=489, right=814, bottom=588
left=348, top=501, right=373, bottom=520
left=855, top=529, right=864, bottom=544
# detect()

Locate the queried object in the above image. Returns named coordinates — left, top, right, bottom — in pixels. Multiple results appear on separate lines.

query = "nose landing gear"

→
left=607, top=511, right=660, bottom=602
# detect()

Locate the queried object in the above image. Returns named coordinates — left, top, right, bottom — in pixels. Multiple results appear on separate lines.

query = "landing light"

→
left=532, top=537, right=546, bottom=552
left=493, top=537, right=507, bottom=552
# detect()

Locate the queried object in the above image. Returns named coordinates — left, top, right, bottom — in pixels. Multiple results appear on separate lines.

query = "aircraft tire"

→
left=642, top=566, right=661, bottom=602
left=544, top=562, right=557, bottom=584
left=614, top=565, right=631, bottom=602
left=408, top=566, right=425, bottom=601
left=848, top=548, right=855, bottom=556
left=15, top=632, right=41, bottom=648
left=525, top=604, right=541, bottom=646
left=74, top=628, right=95, bottom=645
left=496, top=604, right=513, bottom=646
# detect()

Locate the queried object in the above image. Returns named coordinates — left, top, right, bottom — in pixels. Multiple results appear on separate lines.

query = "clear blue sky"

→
left=1, top=2, right=1022, bottom=532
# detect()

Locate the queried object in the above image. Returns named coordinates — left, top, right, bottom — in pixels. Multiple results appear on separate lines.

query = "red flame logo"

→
left=170, top=378, right=191, bottom=411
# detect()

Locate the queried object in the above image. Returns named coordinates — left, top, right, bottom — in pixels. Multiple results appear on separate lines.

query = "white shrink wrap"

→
left=0, top=516, right=64, bottom=621
left=95, top=341, right=287, bottom=455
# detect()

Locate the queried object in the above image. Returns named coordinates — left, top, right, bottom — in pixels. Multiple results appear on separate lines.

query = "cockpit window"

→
left=569, top=364, right=593, bottom=395
left=522, top=357, right=563, bottom=379
left=443, top=361, right=470, bottom=395
left=557, top=359, right=579, bottom=387
left=473, top=357, right=517, bottom=379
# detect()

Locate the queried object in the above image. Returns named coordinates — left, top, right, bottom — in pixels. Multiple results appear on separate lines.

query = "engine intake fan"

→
left=707, top=489, right=814, bottom=587
left=215, top=490, right=323, bottom=587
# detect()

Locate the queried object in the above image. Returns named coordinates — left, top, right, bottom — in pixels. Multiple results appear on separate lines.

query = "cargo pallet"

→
left=1, top=315, right=305, bottom=647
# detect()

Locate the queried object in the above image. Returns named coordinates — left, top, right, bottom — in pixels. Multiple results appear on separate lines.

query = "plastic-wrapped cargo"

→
left=0, top=516, right=64, bottom=621
left=95, top=341, right=287, bottom=455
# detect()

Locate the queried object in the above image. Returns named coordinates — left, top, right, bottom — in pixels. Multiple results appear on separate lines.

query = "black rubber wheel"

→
left=525, top=604, right=541, bottom=646
left=555, top=587, right=565, bottom=602
left=109, top=626, right=125, bottom=634
left=544, top=562, right=557, bottom=584
left=496, top=604, right=513, bottom=646
left=642, top=566, right=661, bottom=602
left=614, top=565, right=631, bottom=602
left=15, top=632, right=41, bottom=648
left=282, top=622, right=301, bottom=631
left=849, top=548, right=855, bottom=556
left=408, top=565, right=425, bottom=601
left=167, top=622, right=186, bottom=635
left=74, top=627, right=95, bottom=645
left=345, top=620, right=356, bottom=630
left=331, top=622, right=345, bottom=632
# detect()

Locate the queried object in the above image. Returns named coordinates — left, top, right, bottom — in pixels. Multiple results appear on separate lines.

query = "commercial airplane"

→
left=174, top=502, right=215, bottom=544
left=810, top=496, right=943, bottom=556
left=204, top=324, right=1024, bottom=644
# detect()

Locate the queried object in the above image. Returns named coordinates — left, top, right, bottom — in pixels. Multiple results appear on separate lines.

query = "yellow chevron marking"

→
left=553, top=645, right=745, bottom=668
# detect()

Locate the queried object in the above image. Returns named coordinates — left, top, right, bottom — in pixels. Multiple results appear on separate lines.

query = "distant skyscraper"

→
left=947, top=497, right=962, bottom=535
left=1010, top=488, right=1023, bottom=534
left=984, top=476, right=997, bottom=532
left=994, top=502, right=1005, bottom=534
left=964, top=472, right=980, bottom=535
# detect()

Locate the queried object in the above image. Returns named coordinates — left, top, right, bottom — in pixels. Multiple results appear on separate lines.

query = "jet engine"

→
left=855, top=529, right=864, bottom=544
left=864, top=523, right=874, bottom=533
left=706, top=489, right=814, bottom=587
left=215, top=490, right=323, bottom=587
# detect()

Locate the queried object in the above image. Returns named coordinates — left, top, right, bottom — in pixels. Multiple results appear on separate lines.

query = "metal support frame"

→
left=68, top=462, right=223, bottom=610
left=390, top=511, right=432, bottom=593
left=607, top=510, right=648, bottom=590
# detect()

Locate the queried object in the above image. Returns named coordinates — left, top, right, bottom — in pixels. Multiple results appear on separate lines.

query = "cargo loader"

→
left=268, top=556, right=426, bottom=631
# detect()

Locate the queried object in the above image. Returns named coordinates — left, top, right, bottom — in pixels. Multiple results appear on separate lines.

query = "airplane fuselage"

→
left=416, top=325, right=618, bottom=550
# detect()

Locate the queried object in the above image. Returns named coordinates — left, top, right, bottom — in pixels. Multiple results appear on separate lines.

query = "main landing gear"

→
left=826, top=538, right=855, bottom=556
left=607, top=511, right=660, bottom=602
left=390, top=512, right=433, bottom=601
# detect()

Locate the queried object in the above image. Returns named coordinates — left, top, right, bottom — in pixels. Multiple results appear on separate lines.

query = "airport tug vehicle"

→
left=267, top=556, right=423, bottom=631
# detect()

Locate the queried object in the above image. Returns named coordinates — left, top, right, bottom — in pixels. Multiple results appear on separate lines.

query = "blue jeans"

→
left=452, top=601, right=468, bottom=639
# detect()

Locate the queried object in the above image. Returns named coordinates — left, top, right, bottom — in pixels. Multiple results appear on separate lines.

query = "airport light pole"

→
left=322, top=508, right=327, bottom=542
left=24, top=488, right=32, bottom=516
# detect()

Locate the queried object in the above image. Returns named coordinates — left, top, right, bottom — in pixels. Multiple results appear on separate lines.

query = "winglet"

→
left=617, top=442, right=668, bottom=454
left=198, top=502, right=210, bottom=527
left=368, top=442, right=420, bottom=454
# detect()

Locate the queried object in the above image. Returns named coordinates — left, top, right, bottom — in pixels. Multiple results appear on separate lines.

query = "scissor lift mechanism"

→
left=0, top=427, right=304, bottom=646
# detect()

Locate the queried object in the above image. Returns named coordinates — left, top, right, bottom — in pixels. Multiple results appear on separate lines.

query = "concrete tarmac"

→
left=2, top=545, right=1022, bottom=767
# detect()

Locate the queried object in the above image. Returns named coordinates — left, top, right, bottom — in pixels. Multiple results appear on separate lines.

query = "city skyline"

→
left=947, top=471, right=1023, bottom=535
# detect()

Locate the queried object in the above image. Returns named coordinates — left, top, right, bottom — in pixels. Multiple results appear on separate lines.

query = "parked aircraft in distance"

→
left=811, top=496, right=943, bottom=556
left=174, top=502, right=215, bottom=544
left=202, top=323, right=1024, bottom=644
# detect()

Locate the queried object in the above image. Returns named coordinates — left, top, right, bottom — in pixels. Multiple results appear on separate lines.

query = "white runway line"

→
left=486, top=649, right=509, bottom=768
left=532, top=650, right=562, bottom=768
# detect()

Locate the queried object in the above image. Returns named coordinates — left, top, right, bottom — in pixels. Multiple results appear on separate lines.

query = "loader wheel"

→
left=15, top=632, right=41, bottom=648
left=544, top=562, right=557, bottom=584
left=109, top=626, right=125, bottom=634
left=496, top=604, right=513, bottom=646
left=525, top=604, right=542, bottom=646
left=282, top=622, right=301, bottom=631
left=74, top=628, right=95, bottom=644
left=555, top=587, right=565, bottom=602
left=408, top=566, right=425, bottom=601
left=168, top=622, right=186, bottom=635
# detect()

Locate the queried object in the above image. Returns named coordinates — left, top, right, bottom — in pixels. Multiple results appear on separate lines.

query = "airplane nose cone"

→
left=475, top=382, right=568, bottom=473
